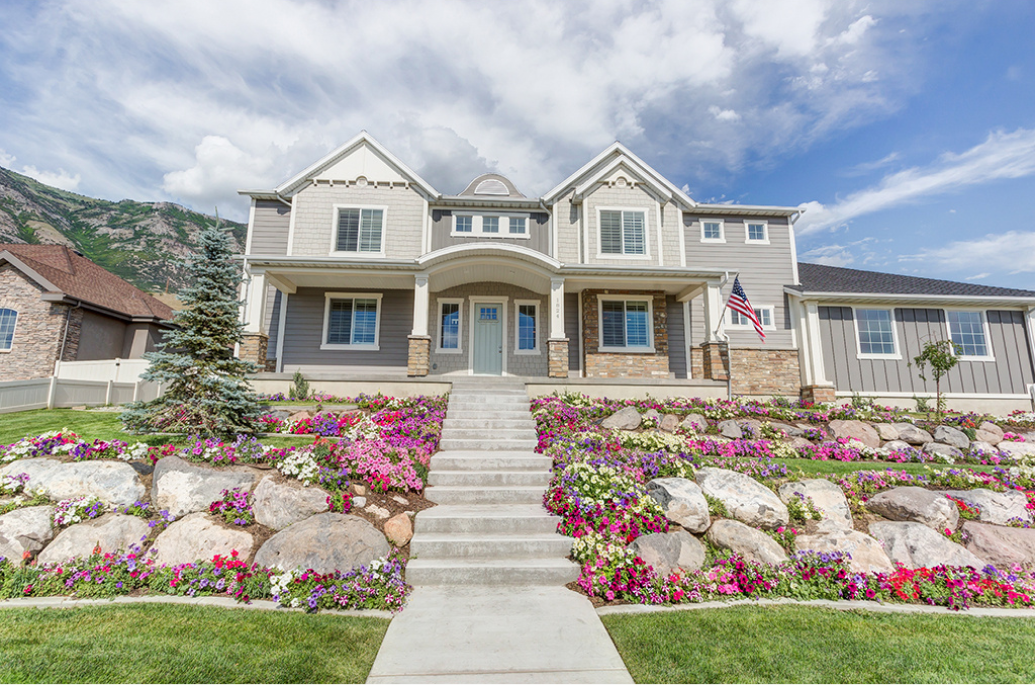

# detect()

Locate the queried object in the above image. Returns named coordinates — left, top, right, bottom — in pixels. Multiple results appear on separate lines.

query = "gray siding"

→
left=667, top=295, right=687, bottom=379
left=819, top=306, right=1035, bottom=395
left=77, top=311, right=126, bottom=360
left=267, top=290, right=282, bottom=360
left=564, top=292, right=581, bottom=373
left=430, top=210, right=552, bottom=255
left=250, top=200, right=290, bottom=255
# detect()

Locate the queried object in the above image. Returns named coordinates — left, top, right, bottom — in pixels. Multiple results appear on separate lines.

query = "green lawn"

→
left=603, top=605, right=1035, bottom=683
left=0, top=605, right=389, bottom=683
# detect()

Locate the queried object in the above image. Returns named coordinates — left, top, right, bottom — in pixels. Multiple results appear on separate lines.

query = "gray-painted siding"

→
left=267, top=290, right=282, bottom=360
left=250, top=200, right=290, bottom=255
left=430, top=210, right=552, bottom=255
left=564, top=292, right=581, bottom=373
left=667, top=296, right=687, bottom=379
left=819, top=307, right=1035, bottom=395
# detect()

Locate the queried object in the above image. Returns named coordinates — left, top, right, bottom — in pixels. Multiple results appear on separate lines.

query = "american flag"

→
left=727, top=276, right=766, bottom=341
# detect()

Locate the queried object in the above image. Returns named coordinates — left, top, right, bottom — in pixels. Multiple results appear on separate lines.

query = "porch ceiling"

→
left=429, top=260, right=551, bottom=293
left=265, top=269, right=416, bottom=291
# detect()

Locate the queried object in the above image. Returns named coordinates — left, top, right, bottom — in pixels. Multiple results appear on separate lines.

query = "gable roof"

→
left=793, top=262, right=1035, bottom=299
left=0, top=245, right=174, bottom=321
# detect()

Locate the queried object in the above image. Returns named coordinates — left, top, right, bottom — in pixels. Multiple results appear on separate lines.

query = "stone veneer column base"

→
left=547, top=338, right=569, bottom=378
left=801, top=384, right=837, bottom=404
left=240, top=333, right=268, bottom=369
left=700, top=342, right=729, bottom=381
left=408, top=335, right=431, bottom=377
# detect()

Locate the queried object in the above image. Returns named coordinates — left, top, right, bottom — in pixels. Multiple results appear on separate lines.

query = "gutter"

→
left=784, top=287, right=1035, bottom=307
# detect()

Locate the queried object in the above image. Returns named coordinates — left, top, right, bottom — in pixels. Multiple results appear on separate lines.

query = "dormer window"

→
left=482, top=216, right=500, bottom=233
left=333, top=206, right=385, bottom=255
left=599, top=209, right=647, bottom=256
left=451, top=213, right=531, bottom=239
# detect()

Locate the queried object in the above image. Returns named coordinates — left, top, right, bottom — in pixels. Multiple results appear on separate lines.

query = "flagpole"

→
left=712, top=271, right=739, bottom=402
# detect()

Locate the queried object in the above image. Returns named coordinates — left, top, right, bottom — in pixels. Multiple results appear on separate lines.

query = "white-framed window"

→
left=509, top=217, right=527, bottom=235
left=483, top=216, right=500, bottom=233
left=598, top=296, right=654, bottom=352
left=455, top=215, right=473, bottom=233
left=331, top=206, right=386, bottom=255
left=701, top=219, right=725, bottom=243
left=728, top=306, right=774, bottom=329
left=437, top=298, right=463, bottom=354
left=0, top=308, right=16, bottom=352
left=321, top=293, right=382, bottom=350
left=514, top=300, right=540, bottom=354
left=598, top=209, right=647, bottom=257
left=947, top=310, right=993, bottom=360
left=745, top=221, right=769, bottom=244
left=854, top=308, right=899, bottom=358
left=450, top=213, right=531, bottom=239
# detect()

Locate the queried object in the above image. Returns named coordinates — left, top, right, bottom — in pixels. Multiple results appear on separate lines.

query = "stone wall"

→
left=582, top=290, right=670, bottom=378
left=240, top=333, right=269, bottom=370
left=0, top=264, right=68, bottom=379
left=408, top=336, right=430, bottom=376
left=729, top=348, right=800, bottom=396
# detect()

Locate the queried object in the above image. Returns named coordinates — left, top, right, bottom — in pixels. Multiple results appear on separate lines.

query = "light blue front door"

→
left=473, top=303, right=503, bottom=375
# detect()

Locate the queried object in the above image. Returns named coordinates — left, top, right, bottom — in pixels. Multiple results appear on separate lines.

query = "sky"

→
left=1, top=0, right=1034, bottom=289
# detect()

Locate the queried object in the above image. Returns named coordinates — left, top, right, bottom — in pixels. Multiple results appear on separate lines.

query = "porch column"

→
left=800, top=300, right=835, bottom=403
left=241, top=270, right=269, bottom=369
left=408, top=274, right=431, bottom=376
left=700, top=280, right=728, bottom=381
left=547, top=277, right=568, bottom=378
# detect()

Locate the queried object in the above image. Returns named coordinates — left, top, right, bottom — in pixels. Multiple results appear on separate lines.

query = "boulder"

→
left=770, top=422, right=803, bottom=438
left=601, top=407, right=642, bottom=431
left=646, top=478, right=710, bottom=533
left=695, top=467, right=789, bottom=530
left=251, top=475, right=329, bottom=530
left=975, top=422, right=1004, bottom=445
left=828, top=420, right=880, bottom=449
left=642, top=409, right=663, bottom=426
left=786, top=437, right=813, bottom=451
left=0, top=458, right=145, bottom=507
left=893, top=423, right=934, bottom=445
left=794, top=522, right=894, bottom=574
left=882, top=440, right=913, bottom=453
left=866, top=487, right=959, bottom=531
left=923, top=442, right=964, bottom=463
left=152, top=456, right=257, bottom=518
left=38, top=514, right=149, bottom=565
left=944, top=489, right=1031, bottom=526
left=717, top=420, right=743, bottom=440
left=706, top=519, right=788, bottom=565
left=868, top=521, right=986, bottom=569
left=365, top=504, right=390, bottom=519
left=876, top=424, right=901, bottom=442
left=0, top=506, right=55, bottom=564
left=738, top=419, right=763, bottom=438
left=254, top=513, right=390, bottom=573
left=384, top=513, right=413, bottom=547
left=288, top=410, right=313, bottom=422
left=970, top=441, right=996, bottom=455
left=628, top=530, right=705, bottom=575
left=962, top=521, right=1035, bottom=568
left=679, top=414, right=708, bottom=432
left=150, top=513, right=254, bottom=567
left=934, top=425, right=970, bottom=450
left=659, top=415, right=680, bottom=433
left=998, top=441, right=1035, bottom=458
left=777, top=479, right=852, bottom=529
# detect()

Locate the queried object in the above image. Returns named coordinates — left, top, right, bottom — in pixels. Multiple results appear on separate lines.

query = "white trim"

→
left=701, top=219, right=725, bottom=243
left=852, top=306, right=901, bottom=360
left=835, top=390, right=1031, bottom=400
left=683, top=299, right=692, bottom=379
left=514, top=299, right=542, bottom=355
left=595, top=207, right=651, bottom=259
left=677, top=212, right=686, bottom=268
left=275, top=293, right=288, bottom=373
left=421, top=196, right=430, bottom=254
left=244, top=199, right=257, bottom=254
left=320, top=292, right=383, bottom=351
left=578, top=291, right=585, bottom=377
left=436, top=297, right=464, bottom=354
left=744, top=220, right=769, bottom=245
left=0, top=307, right=18, bottom=353
left=450, top=212, right=531, bottom=239
left=330, top=204, right=388, bottom=257
left=286, top=198, right=297, bottom=256
left=468, top=296, right=508, bottom=375
left=789, top=222, right=800, bottom=286
left=580, top=201, right=588, bottom=264
left=785, top=286, right=1035, bottom=307
left=727, top=305, right=776, bottom=330
left=944, top=309, right=995, bottom=362
left=655, top=203, right=664, bottom=265
left=596, top=294, right=655, bottom=353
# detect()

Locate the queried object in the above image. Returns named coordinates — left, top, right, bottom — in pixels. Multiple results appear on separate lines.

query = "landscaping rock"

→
left=705, top=519, right=788, bottom=565
left=975, top=422, right=1004, bottom=445
left=893, top=423, right=934, bottom=445
left=786, top=437, right=813, bottom=451
left=866, top=487, right=959, bottom=531
left=997, top=441, right=1035, bottom=458
left=695, top=467, right=788, bottom=530
left=868, top=521, right=986, bottom=569
left=0, top=458, right=145, bottom=507
left=38, top=514, right=150, bottom=565
left=150, top=513, right=254, bottom=567
left=828, top=420, right=880, bottom=449
left=659, top=415, right=680, bottom=433
left=944, top=489, right=1031, bottom=526
left=365, top=504, right=390, bottom=519
left=251, top=475, right=329, bottom=530
left=969, top=441, right=996, bottom=455
left=643, top=409, right=663, bottom=426
left=679, top=414, right=708, bottom=432
left=934, top=425, right=970, bottom=450
left=717, top=420, right=743, bottom=440
left=961, top=521, right=1035, bottom=568
left=646, top=478, right=710, bottom=533
left=152, top=456, right=256, bottom=518
left=254, top=513, right=390, bottom=573
left=922, top=442, right=964, bottom=463
left=794, top=522, right=894, bottom=574
left=738, top=419, right=763, bottom=438
left=628, top=530, right=705, bottom=575
left=875, top=424, right=900, bottom=442
left=384, top=513, right=413, bottom=547
left=770, top=422, right=803, bottom=438
left=353, top=496, right=367, bottom=509
left=0, top=506, right=55, bottom=564
left=288, top=410, right=313, bottom=422
left=777, top=480, right=852, bottom=529
left=881, top=440, right=913, bottom=453
left=601, top=407, right=642, bottom=430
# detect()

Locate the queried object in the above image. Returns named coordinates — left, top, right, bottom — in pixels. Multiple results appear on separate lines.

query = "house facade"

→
left=238, top=133, right=1035, bottom=410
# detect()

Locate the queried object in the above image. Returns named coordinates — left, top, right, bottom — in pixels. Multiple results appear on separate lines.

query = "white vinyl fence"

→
left=0, top=359, right=162, bottom=414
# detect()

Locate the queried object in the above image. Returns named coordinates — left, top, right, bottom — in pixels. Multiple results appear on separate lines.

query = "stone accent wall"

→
left=729, top=348, right=800, bottom=396
left=801, top=384, right=837, bottom=404
left=547, top=339, right=568, bottom=378
left=582, top=290, right=670, bottom=378
left=408, top=336, right=430, bottom=376
left=60, top=307, right=84, bottom=362
left=700, top=342, right=729, bottom=381
left=690, top=347, right=704, bottom=380
left=240, top=333, right=268, bottom=370
left=0, top=264, right=67, bottom=380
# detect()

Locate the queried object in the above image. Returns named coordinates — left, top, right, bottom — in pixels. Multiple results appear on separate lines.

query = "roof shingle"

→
left=795, top=262, right=1035, bottom=298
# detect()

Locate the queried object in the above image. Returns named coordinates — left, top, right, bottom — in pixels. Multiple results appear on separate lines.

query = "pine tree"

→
left=121, top=217, right=262, bottom=436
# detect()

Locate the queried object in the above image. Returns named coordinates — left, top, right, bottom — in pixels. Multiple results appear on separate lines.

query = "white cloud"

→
left=162, top=136, right=272, bottom=211
left=965, top=272, right=991, bottom=281
left=800, top=244, right=856, bottom=267
left=709, top=106, right=741, bottom=122
left=905, top=231, right=1035, bottom=275
left=19, top=166, right=81, bottom=192
left=0, top=150, right=16, bottom=168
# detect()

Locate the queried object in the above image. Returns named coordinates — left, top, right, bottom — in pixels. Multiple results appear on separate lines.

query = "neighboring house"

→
left=237, top=132, right=1035, bottom=410
left=0, top=245, right=174, bottom=380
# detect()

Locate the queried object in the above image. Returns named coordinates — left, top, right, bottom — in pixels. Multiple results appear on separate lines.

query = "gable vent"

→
left=474, top=179, right=509, bottom=195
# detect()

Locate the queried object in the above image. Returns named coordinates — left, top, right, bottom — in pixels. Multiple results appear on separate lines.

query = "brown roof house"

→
left=0, top=245, right=174, bottom=381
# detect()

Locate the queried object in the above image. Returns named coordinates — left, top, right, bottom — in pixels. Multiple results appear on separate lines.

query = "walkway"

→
left=367, top=378, right=632, bottom=684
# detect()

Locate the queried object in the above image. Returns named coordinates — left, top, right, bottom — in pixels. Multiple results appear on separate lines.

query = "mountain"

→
left=0, top=166, right=245, bottom=293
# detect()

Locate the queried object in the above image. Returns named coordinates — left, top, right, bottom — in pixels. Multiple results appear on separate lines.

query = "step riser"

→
left=449, top=388, right=529, bottom=395
left=411, top=538, right=573, bottom=558
left=428, top=471, right=551, bottom=487
left=415, top=517, right=559, bottom=535
left=426, top=488, right=544, bottom=505
left=441, top=429, right=537, bottom=441
left=439, top=439, right=539, bottom=451
left=429, top=456, right=552, bottom=471
left=406, top=565, right=580, bottom=586
left=442, top=419, right=536, bottom=429
left=447, top=404, right=530, bottom=413
left=441, top=412, right=534, bottom=421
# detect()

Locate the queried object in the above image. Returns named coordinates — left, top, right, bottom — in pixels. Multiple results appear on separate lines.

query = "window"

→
left=702, top=220, right=724, bottom=242
left=0, top=308, right=16, bottom=351
left=438, top=300, right=462, bottom=352
left=451, top=214, right=530, bottom=238
left=455, top=215, right=473, bottom=233
left=334, top=207, right=384, bottom=253
left=482, top=216, right=500, bottom=233
left=600, top=298, right=652, bottom=350
left=515, top=301, right=539, bottom=353
left=599, top=210, right=646, bottom=256
left=509, top=217, right=527, bottom=235
left=746, top=222, right=768, bottom=243
left=947, top=311, right=991, bottom=358
left=322, top=294, right=382, bottom=349
left=730, top=307, right=773, bottom=328
left=856, top=309, right=897, bottom=356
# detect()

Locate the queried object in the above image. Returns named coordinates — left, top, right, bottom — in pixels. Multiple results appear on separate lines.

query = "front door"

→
left=473, top=303, right=503, bottom=375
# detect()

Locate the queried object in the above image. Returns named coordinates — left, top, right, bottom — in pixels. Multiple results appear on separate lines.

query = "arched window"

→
left=0, top=308, right=16, bottom=351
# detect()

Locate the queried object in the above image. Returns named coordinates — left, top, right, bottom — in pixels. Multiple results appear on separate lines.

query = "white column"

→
left=1026, top=307, right=1035, bottom=390
left=804, top=301, right=828, bottom=385
left=703, top=281, right=724, bottom=342
left=412, top=274, right=430, bottom=337
left=550, top=277, right=565, bottom=339
left=243, top=271, right=268, bottom=335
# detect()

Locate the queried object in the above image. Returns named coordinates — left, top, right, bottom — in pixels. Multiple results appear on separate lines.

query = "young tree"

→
left=122, top=217, right=262, bottom=436
left=908, top=338, right=962, bottom=421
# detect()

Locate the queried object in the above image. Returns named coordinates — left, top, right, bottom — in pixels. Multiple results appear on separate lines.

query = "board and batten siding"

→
left=429, top=210, right=552, bottom=255
left=279, top=287, right=412, bottom=374
left=249, top=200, right=290, bottom=255
left=666, top=295, right=688, bottom=379
left=819, top=307, right=1035, bottom=395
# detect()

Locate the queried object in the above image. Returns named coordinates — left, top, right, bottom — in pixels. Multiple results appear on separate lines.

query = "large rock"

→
left=0, top=506, right=55, bottom=564
left=679, top=414, right=708, bottom=432
left=706, top=519, right=788, bottom=565
left=659, top=415, right=680, bottom=433
left=882, top=440, right=913, bottom=453
left=944, top=489, right=1031, bottom=526
left=969, top=441, right=996, bottom=455
left=384, top=513, right=413, bottom=547
left=601, top=407, right=642, bottom=430
left=786, top=437, right=813, bottom=451
left=794, top=521, right=894, bottom=574
left=254, top=513, right=390, bottom=573
left=923, top=442, right=964, bottom=463
left=778, top=479, right=852, bottom=529
left=646, top=478, right=710, bottom=533
left=998, top=441, right=1035, bottom=458
left=251, top=475, right=329, bottom=530
left=152, top=456, right=257, bottom=518
left=770, top=422, right=803, bottom=438
left=150, top=513, right=254, bottom=567
left=975, top=422, right=1004, bottom=445
left=695, top=468, right=788, bottom=530
left=876, top=424, right=900, bottom=442
left=893, top=423, right=934, bottom=445
left=642, top=409, right=663, bottom=426
left=962, top=521, right=1035, bottom=568
left=628, top=530, right=705, bottom=576
left=38, top=514, right=149, bottom=565
left=868, top=521, right=986, bottom=569
left=934, top=425, right=970, bottom=450
left=0, top=459, right=145, bottom=507
left=866, top=487, right=959, bottom=531
left=717, top=420, right=743, bottom=440
left=828, top=420, right=880, bottom=449
left=738, top=419, right=764, bottom=438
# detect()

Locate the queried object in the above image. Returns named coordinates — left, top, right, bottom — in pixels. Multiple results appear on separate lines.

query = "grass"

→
left=603, top=605, right=1035, bottom=683
left=0, top=604, right=388, bottom=683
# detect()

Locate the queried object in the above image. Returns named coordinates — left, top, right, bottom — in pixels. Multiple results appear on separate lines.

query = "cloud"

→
left=709, top=106, right=741, bottom=122
left=0, top=148, right=82, bottom=191
left=904, top=231, right=1035, bottom=275
left=841, top=151, right=900, bottom=176
left=800, top=244, right=856, bottom=267
left=797, top=128, right=1035, bottom=234
left=162, top=136, right=272, bottom=211
left=965, top=273, right=991, bottom=281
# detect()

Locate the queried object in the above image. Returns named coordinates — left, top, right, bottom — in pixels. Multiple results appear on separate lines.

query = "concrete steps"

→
left=415, top=504, right=560, bottom=535
left=411, top=533, right=574, bottom=559
left=429, top=451, right=552, bottom=471
left=425, top=485, right=545, bottom=505
left=428, top=470, right=552, bottom=487
left=405, top=557, right=579, bottom=586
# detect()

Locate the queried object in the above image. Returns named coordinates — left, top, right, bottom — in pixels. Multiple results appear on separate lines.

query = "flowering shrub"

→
left=0, top=473, right=30, bottom=495
left=785, top=493, right=823, bottom=524
left=180, top=434, right=268, bottom=465
left=327, top=490, right=353, bottom=513
left=53, top=496, right=106, bottom=527
left=1, top=431, right=81, bottom=462
left=268, top=555, right=409, bottom=612
left=946, top=495, right=981, bottom=521
left=115, top=501, right=176, bottom=528
left=0, top=490, right=49, bottom=517
left=209, top=488, right=255, bottom=526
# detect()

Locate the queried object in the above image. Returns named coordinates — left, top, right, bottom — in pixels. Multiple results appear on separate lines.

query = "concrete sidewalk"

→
left=366, top=586, right=633, bottom=683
